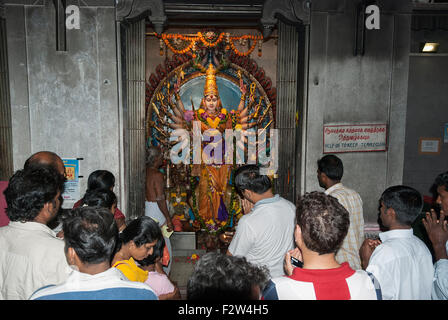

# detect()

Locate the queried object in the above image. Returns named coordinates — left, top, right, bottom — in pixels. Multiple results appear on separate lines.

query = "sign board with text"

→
left=323, top=124, right=387, bottom=154
left=62, top=158, right=80, bottom=202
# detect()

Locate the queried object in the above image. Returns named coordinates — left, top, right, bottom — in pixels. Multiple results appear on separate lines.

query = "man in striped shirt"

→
left=317, top=154, right=364, bottom=270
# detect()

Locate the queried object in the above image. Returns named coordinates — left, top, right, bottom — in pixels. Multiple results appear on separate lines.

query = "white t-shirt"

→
left=228, top=195, right=296, bottom=278
left=366, top=229, right=434, bottom=300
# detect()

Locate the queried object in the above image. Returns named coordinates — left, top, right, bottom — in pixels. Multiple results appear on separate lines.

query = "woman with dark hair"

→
left=83, top=188, right=117, bottom=212
left=73, top=170, right=126, bottom=231
left=136, top=237, right=181, bottom=300
left=57, top=189, right=120, bottom=239
left=86, top=170, right=115, bottom=191
left=112, top=216, right=163, bottom=282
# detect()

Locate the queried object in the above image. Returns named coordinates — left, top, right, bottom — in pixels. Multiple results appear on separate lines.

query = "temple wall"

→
left=303, top=0, right=412, bottom=223
left=5, top=1, right=121, bottom=209
left=403, top=28, right=448, bottom=198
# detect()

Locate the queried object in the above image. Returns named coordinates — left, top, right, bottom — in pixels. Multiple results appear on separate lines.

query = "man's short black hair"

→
left=434, top=171, right=448, bottom=193
left=234, top=164, right=272, bottom=197
left=380, top=185, right=423, bottom=226
left=4, top=165, right=63, bottom=222
left=296, top=191, right=350, bottom=255
left=317, top=154, right=344, bottom=181
left=187, top=252, right=270, bottom=300
left=63, top=206, right=119, bottom=264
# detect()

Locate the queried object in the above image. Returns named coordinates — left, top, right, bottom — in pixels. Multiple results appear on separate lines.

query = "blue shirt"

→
left=29, top=267, right=157, bottom=300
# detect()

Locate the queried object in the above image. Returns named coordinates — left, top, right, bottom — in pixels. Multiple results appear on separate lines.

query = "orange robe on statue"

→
left=196, top=113, right=232, bottom=222
left=198, top=164, right=230, bottom=221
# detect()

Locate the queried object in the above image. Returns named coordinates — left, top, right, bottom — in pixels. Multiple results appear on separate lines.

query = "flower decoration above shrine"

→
left=152, top=30, right=264, bottom=58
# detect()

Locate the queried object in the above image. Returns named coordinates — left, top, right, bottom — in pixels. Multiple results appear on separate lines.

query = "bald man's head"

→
left=24, top=151, right=66, bottom=177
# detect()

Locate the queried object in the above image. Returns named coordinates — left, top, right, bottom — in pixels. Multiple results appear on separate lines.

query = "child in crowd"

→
left=136, top=237, right=181, bottom=300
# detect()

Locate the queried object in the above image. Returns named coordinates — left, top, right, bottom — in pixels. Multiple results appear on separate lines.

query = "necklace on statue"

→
left=198, top=108, right=228, bottom=129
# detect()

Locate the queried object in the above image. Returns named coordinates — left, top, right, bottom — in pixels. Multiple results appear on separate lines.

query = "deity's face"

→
left=204, top=94, right=219, bottom=115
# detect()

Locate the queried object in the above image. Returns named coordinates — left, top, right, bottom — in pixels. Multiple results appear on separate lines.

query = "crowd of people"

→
left=0, top=150, right=447, bottom=300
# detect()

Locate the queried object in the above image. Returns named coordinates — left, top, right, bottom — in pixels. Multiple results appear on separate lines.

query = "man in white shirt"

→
left=0, top=165, right=71, bottom=299
left=227, top=165, right=296, bottom=278
left=360, top=185, right=434, bottom=300
left=317, top=154, right=364, bottom=270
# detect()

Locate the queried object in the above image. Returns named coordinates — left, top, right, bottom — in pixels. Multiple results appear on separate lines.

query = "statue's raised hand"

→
left=174, top=74, right=181, bottom=94
left=239, top=77, right=247, bottom=96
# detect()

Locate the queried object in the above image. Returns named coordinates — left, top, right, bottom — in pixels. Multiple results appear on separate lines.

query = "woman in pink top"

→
left=136, top=237, right=181, bottom=300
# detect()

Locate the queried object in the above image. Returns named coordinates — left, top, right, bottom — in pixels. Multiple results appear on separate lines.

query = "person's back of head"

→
left=317, top=154, right=344, bottom=181
left=63, top=206, right=118, bottom=265
left=4, top=165, right=64, bottom=222
left=86, top=170, right=115, bottom=192
left=117, top=216, right=162, bottom=251
left=296, top=191, right=350, bottom=255
left=187, top=252, right=270, bottom=300
left=234, top=164, right=272, bottom=197
left=24, top=151, right=65, bottom=178
left=380, top=185, right=423, bottom=227
left=82, top=188, right=117, bottom=211
left=135, top=236, right=165, bottom=267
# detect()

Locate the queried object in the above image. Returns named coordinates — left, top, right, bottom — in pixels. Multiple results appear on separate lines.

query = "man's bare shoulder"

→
left=146, top=168, right=164, bottom=179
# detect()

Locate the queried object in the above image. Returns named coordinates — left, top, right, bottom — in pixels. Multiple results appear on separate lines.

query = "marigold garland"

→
left=198, top=32, right=225, bottom=48
left=155, top=32, right=263, bottom=57
left=229, top=37, right=257, bottom=57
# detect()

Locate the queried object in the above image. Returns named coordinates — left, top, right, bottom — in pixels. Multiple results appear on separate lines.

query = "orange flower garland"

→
left=161, top=33, right=197, bottom=55
left=155, top=32, right=263, bottom=57
left=198, top=32, right=225, bottom=48
left=229, top=35, right=262, bottom=57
